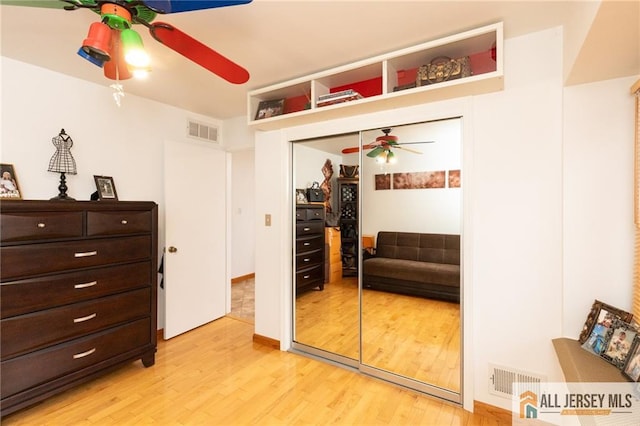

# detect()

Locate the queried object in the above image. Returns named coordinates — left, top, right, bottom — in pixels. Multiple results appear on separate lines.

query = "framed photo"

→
left=0, top=163, right=22, bottom=200
left=93, top=175, right=118, bottom=201
left=295, top=189, right=308, bottom=204
left=623, top=336, right=640, bottom=381
left=255, top=99, right=285, bottom=120
left=601, top=319, right=637, bottom=369
left=578, top=299, right=633, bottom=344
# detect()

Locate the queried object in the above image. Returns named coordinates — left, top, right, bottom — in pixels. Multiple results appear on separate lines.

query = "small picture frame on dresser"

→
left=0, top=163, right=22, bottom=200
left=94, top=175, right=118, bottom=201
left=296, top=189, right=308, bottom=204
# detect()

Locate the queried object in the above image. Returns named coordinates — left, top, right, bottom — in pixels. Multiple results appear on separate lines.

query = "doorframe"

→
left=279, top=98, right=475, bottom=410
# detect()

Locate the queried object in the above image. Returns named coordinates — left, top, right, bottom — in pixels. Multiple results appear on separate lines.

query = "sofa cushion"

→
left=364, top=257, right=459, bottom=288
left=376, top=232, right=459, bottom=265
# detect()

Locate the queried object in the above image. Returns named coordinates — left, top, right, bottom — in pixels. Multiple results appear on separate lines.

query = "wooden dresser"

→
left=295, top=204, right=325, bottom=295
left=0, top=200, right=158, bottom=416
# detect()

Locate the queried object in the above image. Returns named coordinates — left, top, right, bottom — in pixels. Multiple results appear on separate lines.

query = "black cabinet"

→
left=295, top=204, right=325, bottom=295
left=338, top=178, right=358, bottom=277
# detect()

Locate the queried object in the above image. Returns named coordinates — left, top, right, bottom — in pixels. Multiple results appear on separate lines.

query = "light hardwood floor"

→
left=2, top=317, right=505, bottom=425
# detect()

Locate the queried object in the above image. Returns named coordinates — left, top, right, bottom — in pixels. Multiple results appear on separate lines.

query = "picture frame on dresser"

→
left=94, top=175, right=118, bottom=200
left=296, top=189, right=308, bottom=204
left=0, top=163, right=22, bottom=200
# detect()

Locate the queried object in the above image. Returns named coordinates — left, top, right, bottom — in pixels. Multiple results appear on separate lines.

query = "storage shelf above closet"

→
left=248, top=22, right=503, bottom=131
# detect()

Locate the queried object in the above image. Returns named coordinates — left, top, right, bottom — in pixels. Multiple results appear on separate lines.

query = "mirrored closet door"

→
left=291, top=118, right=463, bottom=402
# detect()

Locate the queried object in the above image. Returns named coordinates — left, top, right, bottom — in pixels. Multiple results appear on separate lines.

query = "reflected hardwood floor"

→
left=296, top=278, right=460, bottom=391
left=2, top=317, right=501, bottom=425
left=228, top=278, right=255, bottom=323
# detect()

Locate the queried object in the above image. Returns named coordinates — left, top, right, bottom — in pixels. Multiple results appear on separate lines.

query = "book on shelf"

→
left=316, top=89, right=363, bottom=107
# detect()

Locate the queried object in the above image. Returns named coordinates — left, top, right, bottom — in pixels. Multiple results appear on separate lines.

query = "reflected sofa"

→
left=362, top=232, right=460, bottom=302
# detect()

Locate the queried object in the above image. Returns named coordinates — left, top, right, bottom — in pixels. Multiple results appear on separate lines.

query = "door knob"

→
left=168, top=246, right=178, bottom=253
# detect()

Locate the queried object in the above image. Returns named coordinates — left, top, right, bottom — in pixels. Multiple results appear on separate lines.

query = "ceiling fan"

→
left=3, top=0, right=251, bottom=84
left=341, top=128, right=433, bottom=164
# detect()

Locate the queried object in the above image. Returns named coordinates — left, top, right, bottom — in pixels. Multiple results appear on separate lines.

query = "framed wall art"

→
left=0, top=163, right=22, bottom=200
left=93, top=175, right=118, bottom=201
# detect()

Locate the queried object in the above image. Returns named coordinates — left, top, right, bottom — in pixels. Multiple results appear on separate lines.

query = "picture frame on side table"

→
left=623, top=336, right=640, bottom=381
left=0, top=163, right=22, bottom=200
left=93, top=175, right=118, bottom=201
left=601, top=319, right=637, bottom=369
left=578, top=299, right=634, bottom=344
left=255, top=99, right=285, bottom=120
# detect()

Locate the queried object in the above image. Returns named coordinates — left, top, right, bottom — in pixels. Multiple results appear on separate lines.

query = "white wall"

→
left=360, top=119, right=462, bottom=236
left=254, top=26, right=639, bottom=411
left=563, top=76, right=637, bottom=336
left=229, top=149, right=256, bottom=279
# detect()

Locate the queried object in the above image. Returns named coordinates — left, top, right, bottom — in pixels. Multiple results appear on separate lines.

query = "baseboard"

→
left=252, top=333, right=279, bottom=349
left=473, top=400, right=512, bottom=424
left=232, top=273, right=255, bottom=284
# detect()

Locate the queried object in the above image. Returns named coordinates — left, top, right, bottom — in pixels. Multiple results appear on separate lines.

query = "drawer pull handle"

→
left=303, top=242, right=311, bottom=246
left=73, top=348, right=96, bottom=359
left=303, top=227, right=311, bottom=231
left=303, top=258, right=311, bottom=262
left=121, top=219, right=128, bottom=225
left=74, top=251, right=98, bottom=258
left=303, top=275, right=310, bottom=279
left=74, top=281, right=98, bottom=289
left=37, top=222, right=46, bottom=228
left=74, top=313, right=97, bottom=323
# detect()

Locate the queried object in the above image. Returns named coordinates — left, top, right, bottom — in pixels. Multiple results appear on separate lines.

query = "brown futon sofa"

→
left=362, top=232, right=460, bottom=302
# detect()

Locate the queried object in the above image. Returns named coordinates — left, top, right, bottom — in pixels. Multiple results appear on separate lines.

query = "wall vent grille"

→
left=488, top=363, right=545, bottom=399
left=187, top=120, right=219, bottom=144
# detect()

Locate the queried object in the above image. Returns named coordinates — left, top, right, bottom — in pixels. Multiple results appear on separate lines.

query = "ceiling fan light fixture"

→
left=121, top=29, right=150, bottom=68
left=132, top=67, right=151, bottom=79
left=386, top=150, right=396, bottom=164
left=81, top=22, right=112, bottom=62
left=76, top=47, right=105, bottom=68
left=100, top=3, right=132, bottom=31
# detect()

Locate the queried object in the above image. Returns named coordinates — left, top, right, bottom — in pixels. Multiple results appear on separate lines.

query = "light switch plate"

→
left=265, top=214, right=271, bottom=226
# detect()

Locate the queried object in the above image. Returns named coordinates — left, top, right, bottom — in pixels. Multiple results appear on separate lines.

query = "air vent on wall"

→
left=488, top=363, right=546, bottom=399
left=187, top=119, right=219, bottom=144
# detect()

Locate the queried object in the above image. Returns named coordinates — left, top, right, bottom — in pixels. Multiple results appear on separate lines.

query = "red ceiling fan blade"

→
left=149, top=22, right=249, bottom=84
left=341, top=143, right=381, bottom=154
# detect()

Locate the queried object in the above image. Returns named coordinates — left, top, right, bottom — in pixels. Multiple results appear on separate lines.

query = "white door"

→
left=164, top=140, right=227, bottom=339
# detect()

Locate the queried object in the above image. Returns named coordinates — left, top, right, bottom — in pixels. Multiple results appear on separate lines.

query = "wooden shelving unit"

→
left=248, top=22, right=503, bottom=130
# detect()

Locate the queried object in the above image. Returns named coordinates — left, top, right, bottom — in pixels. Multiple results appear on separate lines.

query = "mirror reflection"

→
left=360, top=119, right=462, bottom=391
left=291, top=118, right=462, bottom=396
left=292, top=134, right=360, bottom=360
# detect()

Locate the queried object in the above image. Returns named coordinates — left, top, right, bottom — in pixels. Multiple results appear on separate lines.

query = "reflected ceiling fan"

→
left=341, top=128, right=433, bottom=164
left=4, top=0, right=251, bottom=84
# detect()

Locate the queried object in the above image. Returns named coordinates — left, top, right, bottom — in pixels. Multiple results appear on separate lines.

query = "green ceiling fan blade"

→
left=367, top=147, right=384, bottom=158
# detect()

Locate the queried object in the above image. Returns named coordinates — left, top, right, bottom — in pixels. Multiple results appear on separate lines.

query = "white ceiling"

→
left=1, top=0, right=638, bottom=119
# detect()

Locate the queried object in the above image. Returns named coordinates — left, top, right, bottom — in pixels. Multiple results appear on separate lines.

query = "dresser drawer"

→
left=295, top=264, right=323, bottom=289
left=1, top=288, right=150, bottom=359
left=0, top=235, right=151, bottom=280
left=0, top=212, right=83, bottom=243
left=296, top=221, right=324, bottom=237
left=296, top=248, right=324, bottom=271
left=1, top=318, right=150, bottom=399
left=1, top=262, right=151, bottom=318
left=297, top=208, right=324, bottom=221
left=296, top=235, right=324, bottom=252
left=87, top=210, right=151, bottom=236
